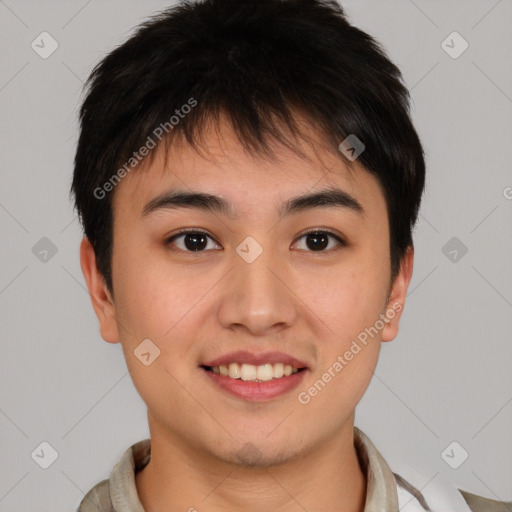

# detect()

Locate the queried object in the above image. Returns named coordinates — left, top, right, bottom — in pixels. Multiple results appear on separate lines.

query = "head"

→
left=73, top=0, right=424, bottom=466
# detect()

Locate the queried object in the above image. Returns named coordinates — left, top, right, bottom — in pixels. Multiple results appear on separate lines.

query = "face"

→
left=81, top=114, right=413, bottom=467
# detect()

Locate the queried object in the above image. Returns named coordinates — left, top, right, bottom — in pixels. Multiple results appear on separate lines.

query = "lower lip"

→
left=201, top=367, right=308, bottom=401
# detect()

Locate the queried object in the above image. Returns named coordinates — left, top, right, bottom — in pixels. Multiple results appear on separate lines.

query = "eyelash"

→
left=165, top=228, right=346, bottom=253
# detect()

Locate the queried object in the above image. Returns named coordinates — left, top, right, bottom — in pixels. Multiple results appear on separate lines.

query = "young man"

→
left=72, top=1, right=510, bottom=511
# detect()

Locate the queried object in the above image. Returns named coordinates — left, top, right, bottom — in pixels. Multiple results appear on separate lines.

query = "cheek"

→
left=112, top=245, right=220, bottom=349
left=298, top=255, right=389, bottom=342
left=111, top=252, right=197, bottom=417
left=300, top=269, right=384, bottom=413
left=110, top=247, right=172, bottom=350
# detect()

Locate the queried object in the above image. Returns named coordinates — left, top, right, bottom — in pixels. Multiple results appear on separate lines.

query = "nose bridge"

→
left=217, top=236, right=297, bottom=334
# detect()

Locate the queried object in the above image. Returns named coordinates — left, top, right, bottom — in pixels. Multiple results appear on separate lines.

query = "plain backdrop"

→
left=0, top=1, right=511, bottom=510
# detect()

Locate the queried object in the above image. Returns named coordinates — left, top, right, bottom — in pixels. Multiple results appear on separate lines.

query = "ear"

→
left=80, top=237, right=120, bottom=343
left=381, top=245, right=414, bottom=342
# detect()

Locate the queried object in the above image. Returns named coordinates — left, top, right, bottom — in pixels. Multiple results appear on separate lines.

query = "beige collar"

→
left=107, top=426, right=399, bottom=512
left=353, top=426, right=399, bottom=511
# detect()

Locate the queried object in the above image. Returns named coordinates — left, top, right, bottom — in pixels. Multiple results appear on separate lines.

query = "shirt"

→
left=77, top=427, right=511, bottom=512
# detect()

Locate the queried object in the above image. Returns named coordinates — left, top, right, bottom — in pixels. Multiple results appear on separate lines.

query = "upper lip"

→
left=202, top=351, right=309, bottom=369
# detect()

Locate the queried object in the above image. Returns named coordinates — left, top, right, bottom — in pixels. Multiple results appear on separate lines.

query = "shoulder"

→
left=393, top=471, right=512, bottom=512
left=458, top=488, right=512, bottom=512
left=76, top=439, right=150, bottom=512
left=353, top=428, right=511, bottom=512
left=77, top=479, right=112, bottom=512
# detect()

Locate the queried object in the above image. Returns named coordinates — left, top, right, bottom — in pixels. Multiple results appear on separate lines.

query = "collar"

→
left=107, top=426, right=400, bottom=512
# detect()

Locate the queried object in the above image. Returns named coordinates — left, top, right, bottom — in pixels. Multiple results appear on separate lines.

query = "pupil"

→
left=184, top=233, right=207, bottom=251
left=307, top=232, right=328, bottom=251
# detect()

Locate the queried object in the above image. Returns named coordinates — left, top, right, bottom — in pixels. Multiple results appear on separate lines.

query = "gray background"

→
left=1, top=1, right=511, bottom=510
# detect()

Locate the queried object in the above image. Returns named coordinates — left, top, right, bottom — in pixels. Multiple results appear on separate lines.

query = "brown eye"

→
left=294, top=230, right=345, bottom=252
left=166, top=230, right=221, bottom=252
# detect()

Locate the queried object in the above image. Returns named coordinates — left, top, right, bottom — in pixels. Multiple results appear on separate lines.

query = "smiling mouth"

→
left=201, top=363, right=307, bottom=382
left=200, top=361, right=309, bottom=401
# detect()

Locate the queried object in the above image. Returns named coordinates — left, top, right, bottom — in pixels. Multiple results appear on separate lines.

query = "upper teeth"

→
left=210, top=363, right=300, bottom=381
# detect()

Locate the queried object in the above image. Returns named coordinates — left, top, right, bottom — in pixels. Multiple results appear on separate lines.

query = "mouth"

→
left=200, top=363, right=307, bottom=382
left=199, top=353, right=309, bottom=401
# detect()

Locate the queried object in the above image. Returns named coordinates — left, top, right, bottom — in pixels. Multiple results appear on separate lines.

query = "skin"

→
left=81, top=113, right=414, bottom=512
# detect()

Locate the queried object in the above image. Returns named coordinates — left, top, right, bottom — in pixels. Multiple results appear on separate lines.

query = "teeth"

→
left=209, top=362, right=300, bottom=381
left=228, top=363, right=240, bottom=379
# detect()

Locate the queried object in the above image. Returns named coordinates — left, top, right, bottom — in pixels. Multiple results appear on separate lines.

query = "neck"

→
left=136, top=415, right=366, bottom=512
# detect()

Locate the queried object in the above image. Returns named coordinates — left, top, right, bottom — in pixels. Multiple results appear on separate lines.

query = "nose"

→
left=216, top=243, right=299, bottom=336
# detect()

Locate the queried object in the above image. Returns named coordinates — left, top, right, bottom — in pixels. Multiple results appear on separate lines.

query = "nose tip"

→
left=216, top=250, right=298, bottom=335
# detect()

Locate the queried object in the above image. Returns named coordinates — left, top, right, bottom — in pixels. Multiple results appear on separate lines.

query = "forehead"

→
left=112, top=114, right=385, bottom=220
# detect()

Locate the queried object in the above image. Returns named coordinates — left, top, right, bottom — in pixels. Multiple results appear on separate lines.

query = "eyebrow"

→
left=142, top=187, right=364, bottom=219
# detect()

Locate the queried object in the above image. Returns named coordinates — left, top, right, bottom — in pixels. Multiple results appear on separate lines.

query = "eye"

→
left=165, top=229, right=221, bottom=252
left=293, top=229, right=345, bottom=252
left=165, top=228, right=345, bottom=253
